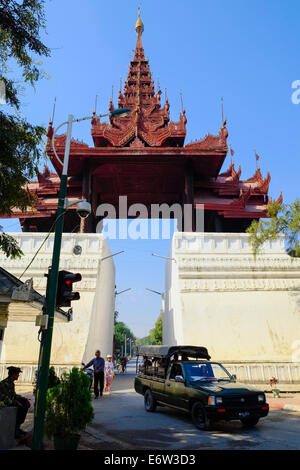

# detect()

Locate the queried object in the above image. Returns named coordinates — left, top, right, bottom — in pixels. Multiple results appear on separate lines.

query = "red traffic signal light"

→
left=56, top=270, right=82, bottom=308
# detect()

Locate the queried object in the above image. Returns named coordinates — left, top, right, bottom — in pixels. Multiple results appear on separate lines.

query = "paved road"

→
left=80, top=359, right=300, bottom=450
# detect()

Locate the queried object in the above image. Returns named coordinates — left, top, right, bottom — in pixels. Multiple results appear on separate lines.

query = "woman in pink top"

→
left=104, top=355, right=115, bottom=394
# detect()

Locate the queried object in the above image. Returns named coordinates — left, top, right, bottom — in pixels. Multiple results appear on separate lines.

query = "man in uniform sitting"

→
left=0, top=366, right=31, bottom=438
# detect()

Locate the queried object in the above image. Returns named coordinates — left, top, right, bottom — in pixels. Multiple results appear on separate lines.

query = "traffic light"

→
left=56, top=270, right=82, bottom=308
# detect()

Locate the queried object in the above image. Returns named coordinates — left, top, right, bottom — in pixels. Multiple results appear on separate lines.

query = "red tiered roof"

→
left=2, top=12, right=280, bottom=233
left=91, top=15, right=186, bottom=149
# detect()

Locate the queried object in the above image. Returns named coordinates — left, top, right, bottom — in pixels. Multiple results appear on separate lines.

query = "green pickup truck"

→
left=134, top=345, right=269, bottom=430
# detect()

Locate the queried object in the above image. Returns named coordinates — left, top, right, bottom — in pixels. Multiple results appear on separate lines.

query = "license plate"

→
left=239, top=411, right=250, bottom=418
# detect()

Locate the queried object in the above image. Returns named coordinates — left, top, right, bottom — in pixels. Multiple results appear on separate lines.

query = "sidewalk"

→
left=266, top=393, right=300, bottom=412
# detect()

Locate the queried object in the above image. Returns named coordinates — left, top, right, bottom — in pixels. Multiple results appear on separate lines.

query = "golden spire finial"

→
left=135, top=7, right=144, bottom=33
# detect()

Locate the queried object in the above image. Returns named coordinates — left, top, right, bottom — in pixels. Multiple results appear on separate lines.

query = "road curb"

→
left=269, top=403, right=300, bottom=412
left=282, top=405, right=300, bottom=412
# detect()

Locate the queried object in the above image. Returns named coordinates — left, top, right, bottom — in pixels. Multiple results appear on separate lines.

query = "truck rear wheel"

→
left=144, top=389, right=157, bottom=412
left=191, top=402, right=211, bottom=430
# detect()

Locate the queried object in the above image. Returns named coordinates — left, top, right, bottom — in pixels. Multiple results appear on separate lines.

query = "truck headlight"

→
left=258, top=394, right=265, bottom=403
left=208, top=396, right=223, bottom=406
left=208, top=396, right=216, bottom=406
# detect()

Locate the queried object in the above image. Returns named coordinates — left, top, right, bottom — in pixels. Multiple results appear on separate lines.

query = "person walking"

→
left=104, top=355, right=115, bottom=394
left=120, top=355, right=127, bottom=373
left=0, top=366, right=31, bottom=438
left=83, top=350, right=105, bottom=399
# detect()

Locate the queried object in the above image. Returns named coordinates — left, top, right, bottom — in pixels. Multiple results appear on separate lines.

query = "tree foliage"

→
left=0, top=0, right=50, bottom=257
left=136, top=336, right=151, bottom=348
left=0, top=227, right=23, bottom=258
left=149, top=313, right=163, bottom=345
left=45, top=368, right=94, bottom=439
left=114, top=313, right=135, bottom=357
left=246, top=199, right=300, bottom=257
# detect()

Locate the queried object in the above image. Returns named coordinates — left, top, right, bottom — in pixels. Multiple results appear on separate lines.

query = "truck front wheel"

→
left=191, top=402, right=211, bottom=430
left=144, top=389, right=157, bottom=412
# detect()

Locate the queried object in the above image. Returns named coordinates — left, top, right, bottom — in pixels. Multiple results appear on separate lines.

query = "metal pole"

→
left=32, top=115, right=73, bottom=450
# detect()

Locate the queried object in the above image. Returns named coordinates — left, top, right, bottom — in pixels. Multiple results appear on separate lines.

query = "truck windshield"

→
left=184, top=362, right=232, bottom=382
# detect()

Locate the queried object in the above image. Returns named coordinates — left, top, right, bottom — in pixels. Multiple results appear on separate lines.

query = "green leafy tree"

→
left=246, top=199, right=300, bottom=258
left=114, top=320, right=135, bottom=357
left=0, top=227, right=24, bottom=258
left=0, top=0, right=50, bottom=257
left=149, top=313, right=163, bottom=345
left=136, top=336, right=151, bottom=348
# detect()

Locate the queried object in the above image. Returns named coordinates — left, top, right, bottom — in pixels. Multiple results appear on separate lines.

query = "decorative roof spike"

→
left=268, top=191, right=283, bottom=206
left=219, top=162, right=235, bottom=177
left=255, top=150, right=260, bottom=169
left=109, top=96, right=114, bottom=113
left=257, top=171, right=271, bottom=194
left=221, top=96, right=224, bottom=124
left=220, top=116, right=228, bottom=142
left=51, top=96, right=56, bottom=124
left=277, top=191, right=283, bottom=205
left=230, top=146, right=234, bottom=165
left=180, top=91, right=184, bottom=114
left=231, top=162, right=241, bottom=182
left=90, top=12, right=187, bottom=148
left=134, top=9, right=145, bottom=61
left=135, top=7, right=144, bottom=34
left=94, top=93, right=98, bottom=115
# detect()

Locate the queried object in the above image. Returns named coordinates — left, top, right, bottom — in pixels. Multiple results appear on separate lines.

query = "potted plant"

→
left=270, top=377, right=280, bottom=398
left=45, top=367, right=94, bottom=450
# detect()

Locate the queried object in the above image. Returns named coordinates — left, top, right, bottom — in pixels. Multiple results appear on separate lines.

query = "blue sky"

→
left=1, top=0, right=300, bottom=337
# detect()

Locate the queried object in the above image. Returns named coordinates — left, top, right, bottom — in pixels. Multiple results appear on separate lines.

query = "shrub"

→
left=45, top=367, right=94, bottom=439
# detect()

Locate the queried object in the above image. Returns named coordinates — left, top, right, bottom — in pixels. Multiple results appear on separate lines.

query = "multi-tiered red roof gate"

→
left=4, top=12, right=281, bottom=234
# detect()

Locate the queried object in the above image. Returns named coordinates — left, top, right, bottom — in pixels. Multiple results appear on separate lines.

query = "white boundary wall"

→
left=163, top=232, right=300, bottom=383
left=0, top=233, right=115, bottom=381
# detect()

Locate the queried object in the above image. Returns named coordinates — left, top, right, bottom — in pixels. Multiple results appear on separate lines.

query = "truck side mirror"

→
left=231, top=374, right=237, bottom=381
left=175, top=375, right=185, bottom=383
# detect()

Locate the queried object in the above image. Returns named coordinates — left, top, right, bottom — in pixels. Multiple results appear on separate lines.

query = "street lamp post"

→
left=32, top=108, right=130, bottom=450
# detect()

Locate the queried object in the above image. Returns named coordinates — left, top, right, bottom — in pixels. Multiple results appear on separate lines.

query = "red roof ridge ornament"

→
left=232, top=164, right=241, bottom=182
left=268, top=191, right=283, bottom=206
left=246, top=167, right=263, bottom=184
left=219, top=161, right=240, bottom=181
left=255, top=171, right=271, bottom=194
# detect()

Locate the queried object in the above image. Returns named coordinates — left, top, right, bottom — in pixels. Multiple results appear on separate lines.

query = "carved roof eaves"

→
left=185, top=124, right=228, bottom=151
left=47, top=133, right=90, bottom=151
